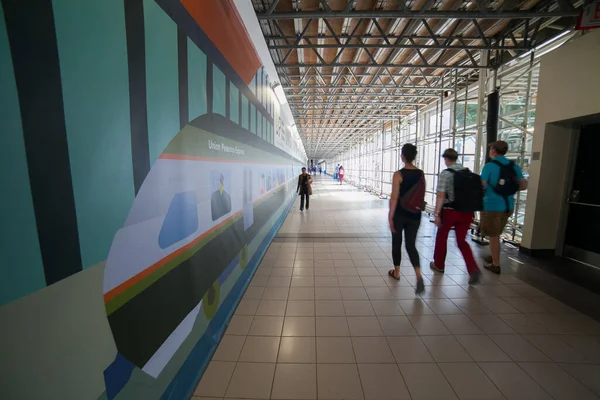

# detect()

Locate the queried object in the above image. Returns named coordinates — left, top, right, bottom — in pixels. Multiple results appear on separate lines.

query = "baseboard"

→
left=519, top=246, right=555, bottom=257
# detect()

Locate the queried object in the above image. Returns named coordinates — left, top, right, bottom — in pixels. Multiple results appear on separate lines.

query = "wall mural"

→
left=0, top=0, right=304, bottom=399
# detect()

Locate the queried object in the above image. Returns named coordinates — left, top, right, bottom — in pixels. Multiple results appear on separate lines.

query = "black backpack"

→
left=446, top=168, right=484, bottom=212
left=489, top=160, right=519, bottom=212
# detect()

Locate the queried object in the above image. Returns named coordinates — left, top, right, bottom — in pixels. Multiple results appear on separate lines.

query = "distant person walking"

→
left=297, top=167, right=312, bottom=211
left=480, top=141, right=527, bottom=273
left=388, top=144, right=426, bottom=294
left=334, top=164, right=340, bottom=181
left=430, top=149, right=483, bottom=284
left=338, top=166, right=345, bottom=184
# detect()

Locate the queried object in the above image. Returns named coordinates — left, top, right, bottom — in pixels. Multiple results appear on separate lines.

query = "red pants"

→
left=433, top=209, right=479, bottom=274
left=339, top=174, right=344, bottom=184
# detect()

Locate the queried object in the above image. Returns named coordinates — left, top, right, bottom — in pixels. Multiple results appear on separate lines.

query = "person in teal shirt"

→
left=480, top=141, right=527, bottom=274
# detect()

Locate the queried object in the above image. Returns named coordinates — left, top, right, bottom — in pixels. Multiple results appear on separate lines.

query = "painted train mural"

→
left=0, top=0, right=304, bottom=399
left=101, top=1, right=305, bottom=398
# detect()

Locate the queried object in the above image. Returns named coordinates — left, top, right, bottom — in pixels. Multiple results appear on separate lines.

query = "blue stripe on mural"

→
left=160, top=193, right=295, bottom=400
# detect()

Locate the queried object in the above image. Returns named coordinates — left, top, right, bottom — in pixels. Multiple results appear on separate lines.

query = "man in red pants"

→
left=430, top=149, right=482, bottom=285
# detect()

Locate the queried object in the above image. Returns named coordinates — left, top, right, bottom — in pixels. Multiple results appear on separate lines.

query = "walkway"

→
left=193, top=174, right=600, bottom=400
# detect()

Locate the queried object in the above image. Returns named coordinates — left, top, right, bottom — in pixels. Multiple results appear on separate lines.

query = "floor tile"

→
left=438, top=314, right=484, bottom=334
left=316, top=316, right=350, bottom=336
left=377, top=315, right=417, bottom=336
left=371, top=300, right=405, bottom=316
left=315, top=287, right=342, bottom=300
left=256, top=300, right=287, bottom=316
left=225, top=315, right=254, bottom=336
left=398, top=363, right=458, bottom=400
left=344, top=300, right=375, bottom=316
left=421, top=335, right=472, bottom=362
left=278, top=336, right=316, bottom=363
left=314, top=277, right=339, bottom=287
left=559, top=335, right=600, bottom=363
left=398, top=299, right=435, bottom=315
left=286, top=300, right=315, bottom=316
left=519, top=362, right=598, bottom=400
left=387, top=336, right=434, bottom=363
left=479, top=362, right=552, bottom=400
left=242, top=286, right=265, bottom=300
left=498, top=314, right=548, bottom=334
left=316, top=300, right=345, bottom=316
left=235, top=299, right=260, bottom=315
left=352, top=336, right=395, bottom=363
left=212, top=335, right=246, bottom=362
left=438, top=362, right=505, bottom=399
left=225, top=362, right=275, bottom=399
left=523, top=334, right=588, bottom=362
left=271, top=364, right=317, bottom=400
left=249, top=316, right=284, bottom=336
left=358, top=364, right=411, bottom=399
left=194, top=361, right=235, bottom=397
left=455, top=334, right=511, bottom=362
left=425, top=298, right=464, bottom=315
left=338, top=276, right=364, bottom=287
left=262, top=287, right=290, bottom=300
left=468, top=314, right=516, bottom=334
left=239, top=336, right=280, bottom=362
left=282, top=316, right=315, bottom=336
left=268, top=276, right=292, bottom=287
left=559, top=363, right=600, bottom=396
left=270, top=267, right=293, bottom=277
left=316, top=337, right=356, bottom=363
left=407, top=315, right=451, bottom=335
left=317, top=364, right=364, bottom=400
left=489, top=334, right=550, bottom=362
left=289, top=287, right=315, bottom=300
left=347, top=316, right=384, bottom=336
left=291, top=276, right=315, bottom=287
left=340, top=287, right=369, bottom=300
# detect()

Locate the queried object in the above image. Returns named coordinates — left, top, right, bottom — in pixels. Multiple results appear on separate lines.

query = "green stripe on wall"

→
left=53, top=0, right=135, bottom=269
left=0, top=1, right=46, bottom=305
left=144, top=0, right=179, bottom=164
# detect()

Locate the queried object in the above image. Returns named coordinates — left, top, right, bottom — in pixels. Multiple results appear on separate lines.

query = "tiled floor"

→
left=194, top=175, right=600, bottom=400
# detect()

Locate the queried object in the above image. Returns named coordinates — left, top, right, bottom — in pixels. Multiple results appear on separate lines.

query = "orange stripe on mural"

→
left=181, top=0, right=261, bottom=85
left=103, top=210, right=242, bottom=303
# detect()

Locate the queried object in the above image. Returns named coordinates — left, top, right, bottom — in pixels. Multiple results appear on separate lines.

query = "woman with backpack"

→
left=388, top=144, right=425, bottom=294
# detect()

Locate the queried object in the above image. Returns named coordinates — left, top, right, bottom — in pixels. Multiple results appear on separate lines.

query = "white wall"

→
left=522, top=29, right=600, bottom=250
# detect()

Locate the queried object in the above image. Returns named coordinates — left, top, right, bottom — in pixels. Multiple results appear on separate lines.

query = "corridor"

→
left=193, top=175, right=600, bottom=400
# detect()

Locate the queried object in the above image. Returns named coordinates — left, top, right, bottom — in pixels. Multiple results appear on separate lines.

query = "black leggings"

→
left=392, top=214, right=421, bottom=268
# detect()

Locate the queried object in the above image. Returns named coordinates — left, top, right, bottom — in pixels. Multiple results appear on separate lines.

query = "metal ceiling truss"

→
left=252, top=0, right=579, bottom=159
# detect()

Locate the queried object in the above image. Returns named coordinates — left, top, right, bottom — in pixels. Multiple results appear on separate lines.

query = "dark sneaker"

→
left=482, top=255, right=493, bottom=264
left=429, top=261, right=444, bottom=273
left=415, top=279, right=425, bottom=294
left=300, top=208, right=303, bottom=211
left=484, top=263, right=501, bottom=274
left=468, top=270, right=482, bottom=285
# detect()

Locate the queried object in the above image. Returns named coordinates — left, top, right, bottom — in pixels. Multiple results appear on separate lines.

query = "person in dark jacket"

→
left=297, top=167, right=312, bottom=211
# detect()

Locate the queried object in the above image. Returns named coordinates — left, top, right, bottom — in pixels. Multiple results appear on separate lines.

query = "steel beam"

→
left=276, top=62, right=491, bottom=70
left=286, top=93, right=438, bottom=98
left=257, top=10, right=578, bottom=20
left=269, top=43, right=532, bottom=52
left=286, top=84, right=452, bottom=90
